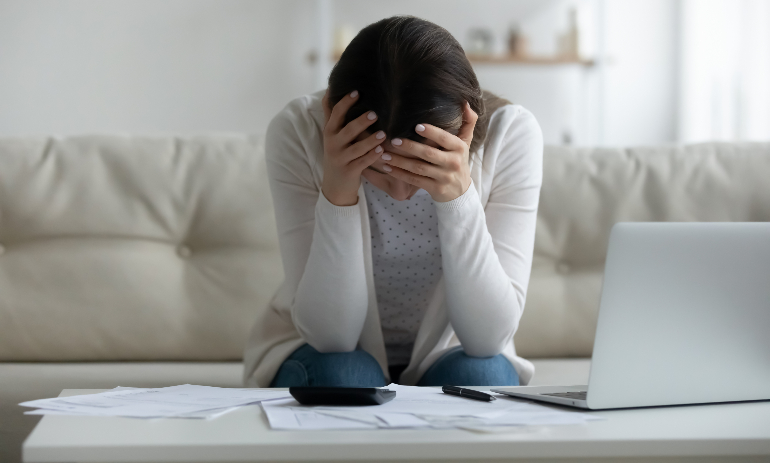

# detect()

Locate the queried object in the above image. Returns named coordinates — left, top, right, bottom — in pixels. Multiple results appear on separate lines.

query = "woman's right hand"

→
left=321, top=89, right=386, bottom=206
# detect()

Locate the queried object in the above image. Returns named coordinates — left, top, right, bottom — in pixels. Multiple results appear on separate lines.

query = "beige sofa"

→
left=1, top=135, right=768, bottom=462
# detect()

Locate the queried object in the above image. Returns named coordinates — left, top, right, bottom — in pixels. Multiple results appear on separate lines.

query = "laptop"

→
left=492, top=222, right=770, bottom=410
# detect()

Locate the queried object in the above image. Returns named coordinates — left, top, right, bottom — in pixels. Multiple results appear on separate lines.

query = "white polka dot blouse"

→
left=363, top=178, right=443, bottom=366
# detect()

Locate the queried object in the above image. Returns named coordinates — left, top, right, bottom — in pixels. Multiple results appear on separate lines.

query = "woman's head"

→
left=327, top=16, right=488, bottom=155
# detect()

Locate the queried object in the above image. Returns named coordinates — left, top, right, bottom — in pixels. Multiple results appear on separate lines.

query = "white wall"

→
left=0, top=0, right=680, bottom=147
left=0, top=0, right=316, bottom=137
left=678, top=0, right=770, bottom=143
left=602, top=0, right=679, bottom=146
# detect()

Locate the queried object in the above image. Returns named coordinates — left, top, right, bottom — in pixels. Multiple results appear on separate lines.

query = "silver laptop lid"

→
left=587, top=222, right=770, bottom=409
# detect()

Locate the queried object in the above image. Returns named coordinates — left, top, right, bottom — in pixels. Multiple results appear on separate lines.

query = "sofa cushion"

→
left=0, top=135, right=283, bottom=361
left=516, top=142, right=770, bottom=358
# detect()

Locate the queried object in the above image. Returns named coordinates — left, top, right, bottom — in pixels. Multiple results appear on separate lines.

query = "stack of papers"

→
left=262, top=384, right=601, bottom=432
left=20, top=384, right=291, bottom=419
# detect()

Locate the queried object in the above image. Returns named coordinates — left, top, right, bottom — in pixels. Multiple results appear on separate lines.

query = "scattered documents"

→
left=261, top=384, right=601, bottom=431
left=21, top=383, right=602, bottom=430
left=20, top=384, right=291, bottom=419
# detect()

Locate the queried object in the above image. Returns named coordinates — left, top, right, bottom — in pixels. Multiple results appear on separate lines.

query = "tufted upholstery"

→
left=0, top=136, right=769, bottom=361
left=518, top=142, right=770, bottom=357
left=0, top=135, right=283, bottom=361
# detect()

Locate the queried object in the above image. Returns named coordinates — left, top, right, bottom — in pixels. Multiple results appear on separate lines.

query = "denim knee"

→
left=271, top=344, right=387, bottom=387
left=270, top=359, right=309, bottom=387
left=416, top=347, right=519, bottom=387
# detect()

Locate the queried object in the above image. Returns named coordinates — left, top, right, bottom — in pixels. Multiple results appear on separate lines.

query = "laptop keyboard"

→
left=542, top=391, right=587, bottom=400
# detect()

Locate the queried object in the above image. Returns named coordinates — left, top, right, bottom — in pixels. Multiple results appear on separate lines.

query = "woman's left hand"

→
left=382, top=101, right=478, bottom=202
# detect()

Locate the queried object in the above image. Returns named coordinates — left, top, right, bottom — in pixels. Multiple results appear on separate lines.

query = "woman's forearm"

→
left=435, top=185, right=530, bottom=357
left=292, top=192, right=369, bottom=352
left=435, top=107, right=542, bottom=358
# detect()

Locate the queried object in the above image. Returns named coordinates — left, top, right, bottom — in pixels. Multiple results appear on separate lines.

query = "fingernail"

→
left=375, top=130, right=385, bottom=139
left=383, top=165, right=392, bottom=172
left=350, top=90, right=358, bottom=98
left=375, top=145, right=383, bottom=154
left=392, top=138, right=402, bottom=146
left=415, top=124, right=425, bottom=132
left=381, top=153, right=392, bottom=161
left=367, top=111, right=377, bottom=120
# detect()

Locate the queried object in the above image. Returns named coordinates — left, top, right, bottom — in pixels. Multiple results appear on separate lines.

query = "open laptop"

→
left=492, top=222, right=770, bottom=410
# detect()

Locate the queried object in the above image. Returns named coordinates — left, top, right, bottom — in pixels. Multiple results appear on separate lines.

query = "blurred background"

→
left=1, top=0, right=768, bottom=147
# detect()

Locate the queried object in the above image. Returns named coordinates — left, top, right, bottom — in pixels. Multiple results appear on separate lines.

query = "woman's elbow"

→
left=460, top=318, right=518, bottom=358
left=293, top=312, right=363, bottom=353
left=462, top=338, right=508, bottom=358
left=305, top=335, right=359, bottom=354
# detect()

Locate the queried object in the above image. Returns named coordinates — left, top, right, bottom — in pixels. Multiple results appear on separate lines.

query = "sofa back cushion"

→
left=516, top=142, right=770, bottom=358
left=0, top=135, right=283, bottom=360
left=1, top=136, right=768, bottom=360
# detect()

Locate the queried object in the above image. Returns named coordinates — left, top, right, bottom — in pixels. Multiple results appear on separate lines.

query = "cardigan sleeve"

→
left=264, top=103, right=369, bottom=353
left=434, top=106, right=543, bottom=357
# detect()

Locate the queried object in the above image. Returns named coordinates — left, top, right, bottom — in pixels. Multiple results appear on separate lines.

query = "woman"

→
left=243, top=16, right=543, bottom=387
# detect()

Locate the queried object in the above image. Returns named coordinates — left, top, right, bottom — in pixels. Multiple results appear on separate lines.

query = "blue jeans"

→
left=270, top=344, right=519, bottom=387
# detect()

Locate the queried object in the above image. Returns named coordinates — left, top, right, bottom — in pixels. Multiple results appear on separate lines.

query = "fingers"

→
left=383, top=152, right=446, bottom=182
left=457, top=101, right=479, bottom=147
left=338, top=110, right=378, bottom=145
left=390, top=137, right=446, bottom=166
left=380, top=163, right=434, bottom=190
left=351, top=144, right=387, bottom=172
left=325, top=90, right=359, bottom=134
left=344, top=129, right=386, bottom=161
left=413, top=123, right=465, bottom=152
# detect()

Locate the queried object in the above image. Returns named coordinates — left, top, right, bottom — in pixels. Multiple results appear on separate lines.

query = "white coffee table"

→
left=22, top=389, right=770, bottom=462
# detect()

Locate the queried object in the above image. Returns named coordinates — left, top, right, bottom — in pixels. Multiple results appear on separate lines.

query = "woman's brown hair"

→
left=327, top=16, right=510, bottom=155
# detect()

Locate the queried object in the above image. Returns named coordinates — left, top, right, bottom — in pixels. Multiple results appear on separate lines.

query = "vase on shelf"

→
left=557, top=7, right=580, bottom=59
left=507, top=24, right=529, bottom=58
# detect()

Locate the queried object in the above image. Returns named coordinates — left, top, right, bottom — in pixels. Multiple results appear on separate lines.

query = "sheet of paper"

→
left=262, top=398, right=434, bottom=430
left=20, top=384, right=292, bottom=419
left=260, top=385, right=603, bottom=431
left=262, top=399, right=377, bottom=430
left=24, top=406, right=242, bottom=420
left=55, top=384, right=289, bottom=407
left=374, top=412, right=431, bottom=428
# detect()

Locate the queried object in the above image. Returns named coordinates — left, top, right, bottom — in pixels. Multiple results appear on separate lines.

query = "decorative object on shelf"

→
left=465, top=10, right=592, bottom=67
left=333, top=25, right=356, bottom=58
left=466, top=28, right=495, bottom=56
left=557, top=7, right=580, bottom=59
left=507, top=23, right=528, bottom=57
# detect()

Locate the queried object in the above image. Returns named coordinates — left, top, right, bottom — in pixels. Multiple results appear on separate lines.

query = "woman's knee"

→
left=271, top=344, right=386, bottom=387
left=270, top=359, right=309, bottom=387
left=416, top=348, right=519, bottom=387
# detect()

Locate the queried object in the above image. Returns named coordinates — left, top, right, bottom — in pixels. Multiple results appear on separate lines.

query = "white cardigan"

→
left=243, top=89, right=543, bottom=387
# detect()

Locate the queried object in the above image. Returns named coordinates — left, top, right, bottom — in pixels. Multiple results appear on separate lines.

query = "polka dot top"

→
left=362, top=178, right=443, bottom=367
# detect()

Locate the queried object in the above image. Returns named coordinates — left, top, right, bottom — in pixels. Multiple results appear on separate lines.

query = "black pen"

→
left=442, top=385, right=496, bottom=402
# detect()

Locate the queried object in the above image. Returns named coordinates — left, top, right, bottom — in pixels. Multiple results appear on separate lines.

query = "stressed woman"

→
left=243, top=16, right=543, bottom=388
